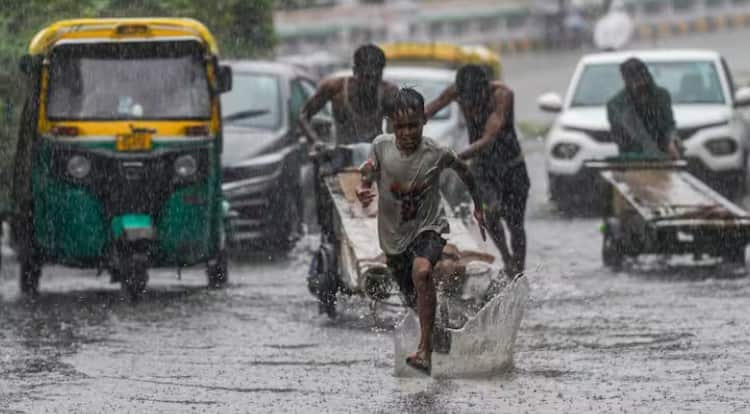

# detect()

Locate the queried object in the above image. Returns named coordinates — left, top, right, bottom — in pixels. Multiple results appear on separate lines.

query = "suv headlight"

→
left=175, top=154, right=198, bottom=177
left=67, top=155, right=91, bottom=178
left=551, top=142, right=581, bottom=159
left=704, top=138, right=737, bottom=156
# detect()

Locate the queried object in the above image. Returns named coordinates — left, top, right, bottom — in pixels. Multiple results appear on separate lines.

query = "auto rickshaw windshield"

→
left=46, top=40, right=211, bottom=121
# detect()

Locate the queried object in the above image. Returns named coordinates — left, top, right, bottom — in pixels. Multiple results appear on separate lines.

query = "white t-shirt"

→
left=369, top=134, right=456, bottom=255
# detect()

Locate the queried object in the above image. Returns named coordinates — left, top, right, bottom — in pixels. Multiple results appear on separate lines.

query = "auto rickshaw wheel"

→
left=602, top=221, right=624, bottom=269
left=121, top=269, right=148, bottom=302
left=19, top=258, right=41, bottom=297
left=207, top=250, right=229, bottom=288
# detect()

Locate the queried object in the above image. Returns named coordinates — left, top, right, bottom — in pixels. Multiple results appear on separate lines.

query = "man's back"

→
left=607, top=86, right=673, bottom=156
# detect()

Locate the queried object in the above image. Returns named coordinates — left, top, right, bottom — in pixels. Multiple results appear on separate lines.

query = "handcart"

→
left=586, top=158, right=750, bottom=268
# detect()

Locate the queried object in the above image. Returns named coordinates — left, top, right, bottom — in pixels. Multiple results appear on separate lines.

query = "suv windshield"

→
left=387, top=77, right=452, bottom=120
left=220, top=72, right=282, bottom=130
left=571, top=60, right=725, bottom=107
left=47, top=40, right=211, bottom=120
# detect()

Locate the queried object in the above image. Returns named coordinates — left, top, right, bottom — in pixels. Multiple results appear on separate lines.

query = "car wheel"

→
left=722, top=243, right=746, bottom=265
left=275, top=185, right=303, bottom=252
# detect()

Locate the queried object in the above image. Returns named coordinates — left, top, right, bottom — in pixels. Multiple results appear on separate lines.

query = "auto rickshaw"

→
left=12, top=18, right=233, bottom=299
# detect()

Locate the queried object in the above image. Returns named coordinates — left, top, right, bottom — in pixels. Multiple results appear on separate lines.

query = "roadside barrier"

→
left=492, top=12, right=750, bottom=55
left=634, top=12, right=750, bottom=41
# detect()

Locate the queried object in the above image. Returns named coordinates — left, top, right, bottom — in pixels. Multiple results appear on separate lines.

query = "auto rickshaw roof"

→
left=378, top=42, right=502, bottom=79
left=28, top=18, right=219, bottom=55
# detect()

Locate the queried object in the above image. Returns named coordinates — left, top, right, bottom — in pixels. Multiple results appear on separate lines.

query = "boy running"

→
left=357, top=88, right=485, bottom=374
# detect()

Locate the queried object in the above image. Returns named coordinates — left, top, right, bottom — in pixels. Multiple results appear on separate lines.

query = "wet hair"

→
left=391, top=87, right=425, bottom=118
left=455, top=64, right=489, bottom=106
left=620, top=57, right=654, bottom=87
left=353, top=44, right=386, bottom=70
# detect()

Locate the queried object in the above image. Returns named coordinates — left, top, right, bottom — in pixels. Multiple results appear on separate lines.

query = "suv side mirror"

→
left=19, top=54, right=34, bottom=75
left=538, top=92, right=563, bottom=113
left=216, top=65, right=232, bottom=94
left=735, top=87, right=750, bottom=108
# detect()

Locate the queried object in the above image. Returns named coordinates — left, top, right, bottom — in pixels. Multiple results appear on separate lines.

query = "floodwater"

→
left=4, top=28, right=750, bottom=413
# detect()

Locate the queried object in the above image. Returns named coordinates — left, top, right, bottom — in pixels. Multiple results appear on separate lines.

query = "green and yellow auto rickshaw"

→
left=12, top=18, right=233, bottom=299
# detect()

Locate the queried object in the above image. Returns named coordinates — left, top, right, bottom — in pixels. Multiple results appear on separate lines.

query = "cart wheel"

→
left=602, top=222, right=624, bottom=269
left=207, top=250, right=229, bottom=288
left=19, top=258, right=41, bottom=297
left=308, top=245, right=337, bottom=318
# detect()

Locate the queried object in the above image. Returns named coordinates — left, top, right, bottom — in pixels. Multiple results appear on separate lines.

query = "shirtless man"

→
left=426, top=65, right=530, bottom=279
left=357, top=88, right=485, bottom=374
left=299, top=44, right=398, bottom=146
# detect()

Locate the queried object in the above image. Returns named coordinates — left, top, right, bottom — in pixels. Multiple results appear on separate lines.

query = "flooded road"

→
left=4, top=29, right=750, bottom=412
left=3, top=140, right=750, bottom=412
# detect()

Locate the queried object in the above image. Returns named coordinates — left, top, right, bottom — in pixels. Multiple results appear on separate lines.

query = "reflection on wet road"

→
left=4, top=29, right=750, bottom=412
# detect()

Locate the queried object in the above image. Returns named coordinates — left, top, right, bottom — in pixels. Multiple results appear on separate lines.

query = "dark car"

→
left=220, top=61, right=324, bottom=250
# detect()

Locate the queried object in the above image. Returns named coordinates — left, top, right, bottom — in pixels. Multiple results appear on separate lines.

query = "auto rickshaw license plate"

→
left=116, top=132, right=152, bottom=151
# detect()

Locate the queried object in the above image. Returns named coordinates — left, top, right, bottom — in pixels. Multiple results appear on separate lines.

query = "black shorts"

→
left=386, top=231, right=446, bottom=308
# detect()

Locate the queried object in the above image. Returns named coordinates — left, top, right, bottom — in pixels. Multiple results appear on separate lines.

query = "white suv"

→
left=539, top=50, right=750, bottom=207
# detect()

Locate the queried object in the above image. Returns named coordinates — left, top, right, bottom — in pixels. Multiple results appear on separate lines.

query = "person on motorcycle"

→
left=607, top=57, right=681, bottom=159
left=299, top=44, right=398, bottom=147
left=356, top=88, right=485, bottom=374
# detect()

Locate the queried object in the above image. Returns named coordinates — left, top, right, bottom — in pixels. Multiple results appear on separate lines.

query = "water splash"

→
left=393, top=275, right=529, bottom=378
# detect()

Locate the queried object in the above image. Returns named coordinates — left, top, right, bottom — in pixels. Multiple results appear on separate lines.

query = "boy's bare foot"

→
left=406, top=351, right=431, bottom=375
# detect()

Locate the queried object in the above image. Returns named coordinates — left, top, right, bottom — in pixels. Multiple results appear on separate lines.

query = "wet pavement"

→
left=4, top=29, right=750, bottom=413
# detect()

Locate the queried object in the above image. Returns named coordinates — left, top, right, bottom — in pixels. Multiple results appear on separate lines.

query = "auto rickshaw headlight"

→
left=175, top=154, right=198, bottom=177
left=67, top=155, right=91, bottom=178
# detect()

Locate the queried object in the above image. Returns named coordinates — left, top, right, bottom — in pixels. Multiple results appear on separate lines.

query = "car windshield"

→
left=387, top=76, right=452, bottom=120
left=571, top=60, right=725, bottom=107
left=221, top=72, right=282, bottom=130
left=47, top=40, right=211, bottom=120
